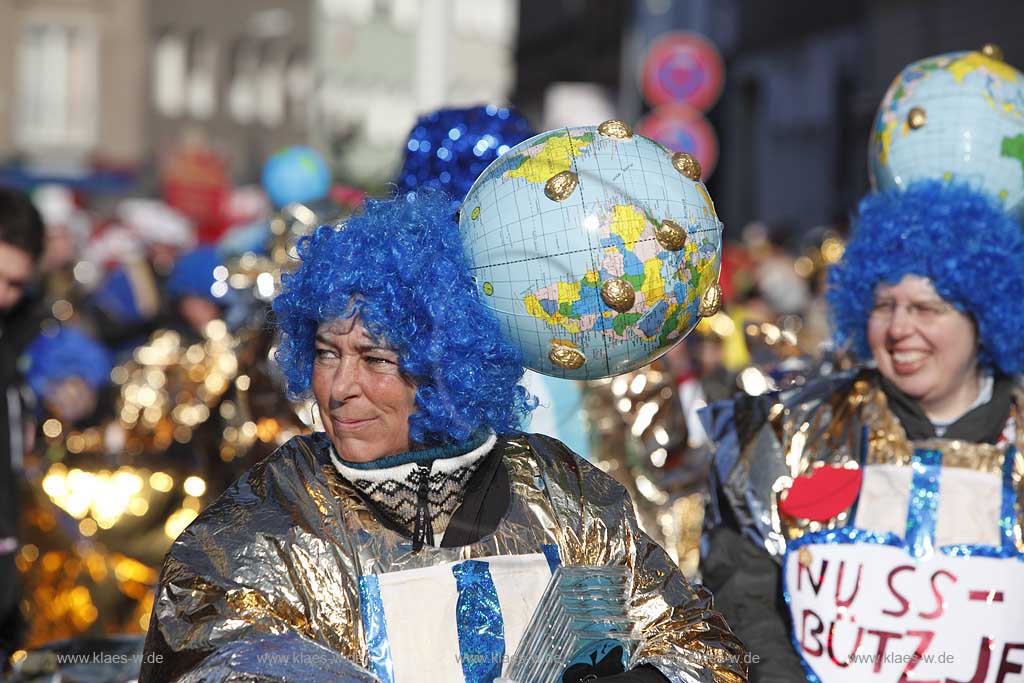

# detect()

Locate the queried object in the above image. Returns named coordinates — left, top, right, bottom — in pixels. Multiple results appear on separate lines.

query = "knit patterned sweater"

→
left=329, top=430, right=497, bottom=548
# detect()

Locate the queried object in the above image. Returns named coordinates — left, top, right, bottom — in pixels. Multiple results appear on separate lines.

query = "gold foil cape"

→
left=706, top=369, right=1024, bottom=557
left=583, top=366, right=707, bottom=576
left=141, top=433, right=747, bottom=682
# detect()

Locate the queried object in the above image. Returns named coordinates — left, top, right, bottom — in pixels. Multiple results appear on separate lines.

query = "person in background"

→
left=86, top=200, right=197, bottom=351
left=701, top=181, right=1024, bottom=681
left=164, top=246, right=226, bottom=340
left=25, top=326, right=113, bottom=427
left=117, top=245, right=239, bottom=494
left=0, top=187, right=45, bottom=666
left=32, top=184, right=91, bottom=283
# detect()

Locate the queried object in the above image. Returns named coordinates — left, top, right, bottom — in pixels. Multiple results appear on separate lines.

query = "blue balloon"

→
left=261, top=145, right=332, bottom=209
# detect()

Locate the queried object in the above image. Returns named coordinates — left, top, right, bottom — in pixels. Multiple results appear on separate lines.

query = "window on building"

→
left=228, top=39, right=260, bottom=123
left=390, top=0, right=419, bottom=30
left=153, top=30, right=187, bottom=117
left=455, top=0, right=517, bottom=42
left=187, top=32, right=218, bottom=120
left=321, top=0, right=375, bottom=23
left=16, top=20, right=99, bottom=150
left=286, top=49, right=312, bottom=127
left=257, top=44, right=287, bottom=127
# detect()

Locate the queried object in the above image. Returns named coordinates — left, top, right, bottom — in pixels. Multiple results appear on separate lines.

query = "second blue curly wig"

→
left=827, top=180, right=1024, bottom=374
left=272, top=189, right=534, bottom=445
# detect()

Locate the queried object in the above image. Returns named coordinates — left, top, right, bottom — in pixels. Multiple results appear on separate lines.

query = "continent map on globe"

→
left=460, top=124, right=723, bottom=380
left=870, top=50, right=1024, bottom=220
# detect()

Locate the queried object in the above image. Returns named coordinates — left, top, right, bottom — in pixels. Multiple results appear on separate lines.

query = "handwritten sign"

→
left=784, top=537, right=1024, bottom=682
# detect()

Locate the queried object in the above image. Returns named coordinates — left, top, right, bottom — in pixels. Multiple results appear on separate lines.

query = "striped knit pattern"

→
left=330, top=432, right=497, bottom=542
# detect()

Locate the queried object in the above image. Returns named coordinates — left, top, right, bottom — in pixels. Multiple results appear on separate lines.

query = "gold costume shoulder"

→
left=141, top=433, right=748, bottom=683
left=708, top=369, right=1024, bottom=556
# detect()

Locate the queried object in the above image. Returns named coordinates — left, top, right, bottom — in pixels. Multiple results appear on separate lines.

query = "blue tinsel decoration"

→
left=396, top=105, right=536, bottom=205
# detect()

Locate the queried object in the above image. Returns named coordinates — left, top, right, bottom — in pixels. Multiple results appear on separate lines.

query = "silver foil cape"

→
left=703, top=369, right=1024, bottom=558
left=140, top=433, right=748, bottom=683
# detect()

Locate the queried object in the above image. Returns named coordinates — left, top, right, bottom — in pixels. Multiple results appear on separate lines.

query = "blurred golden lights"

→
left=183, top=476, right=207, bottom=497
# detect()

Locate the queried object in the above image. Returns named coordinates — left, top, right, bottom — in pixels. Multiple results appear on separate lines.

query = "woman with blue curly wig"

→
left=702, top=179, right=1024, bottom=682
left=829, top=180, right=1024, bottom=400
left=272, top=189, right=533, bottom=454
left=141, top=190, right=747, bottom=683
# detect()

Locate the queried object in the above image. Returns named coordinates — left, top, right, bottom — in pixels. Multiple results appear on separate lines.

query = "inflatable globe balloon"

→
left=869, top=47, right=1024, bottom=221
left=459, top=121, right=724, bottom=379
left=261, top=145, right=331, bottom=209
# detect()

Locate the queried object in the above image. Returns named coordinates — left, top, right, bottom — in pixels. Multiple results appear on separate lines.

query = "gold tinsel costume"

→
left=141, top=433, right=747, bottom=683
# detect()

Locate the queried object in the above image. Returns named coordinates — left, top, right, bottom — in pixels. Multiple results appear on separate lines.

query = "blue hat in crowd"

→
left=26, top=326, right=113, bottom=398
left=166, top=246, right=222, bottom=302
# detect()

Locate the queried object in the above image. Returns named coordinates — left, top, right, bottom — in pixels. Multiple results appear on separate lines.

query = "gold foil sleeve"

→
left=140, top=442, right=374, bottom=683
left=618, top=492, right=748, bottom=683
left=526, top=435, right=748, bottom=682
left=141, top=432, right=748, bottom=682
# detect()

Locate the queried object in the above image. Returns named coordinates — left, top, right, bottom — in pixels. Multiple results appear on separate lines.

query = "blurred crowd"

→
left=1, top=145, right=365, bottom=652
left=1, top=110, right=849, bottom=659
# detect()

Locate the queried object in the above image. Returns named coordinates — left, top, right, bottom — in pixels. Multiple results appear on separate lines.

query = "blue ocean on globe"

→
left=869, top=49, right=1024, bottom=220
left=459, top=125, right=723, bottom=380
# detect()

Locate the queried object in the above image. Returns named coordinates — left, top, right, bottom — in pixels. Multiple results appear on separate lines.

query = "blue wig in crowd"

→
left=26, top=326, right=113, bottom=400
left=827, top=180, right=1024, bottom=375
left=272, top=189, right=534, bottom=446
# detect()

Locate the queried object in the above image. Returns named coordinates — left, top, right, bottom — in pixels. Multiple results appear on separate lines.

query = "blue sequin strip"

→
left=1000, top=446, right=1018, bottom=552
left=941, top=543, right=1023, bottom=558
left=541, top=544, right=561, bottom=574
left=905, top=449, right=943, bottom=559
left=358, top=574, right=395, bottom=683
left=452, top=560, right=505, bottom=683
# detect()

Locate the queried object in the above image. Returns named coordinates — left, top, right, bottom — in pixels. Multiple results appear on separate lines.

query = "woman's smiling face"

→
left=867, top=274, right=980, bottom=421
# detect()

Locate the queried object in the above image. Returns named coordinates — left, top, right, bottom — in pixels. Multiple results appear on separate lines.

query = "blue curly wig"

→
left=272, top=189, right=534, bottom=446
left=827, top=180, right=1024, bottom=374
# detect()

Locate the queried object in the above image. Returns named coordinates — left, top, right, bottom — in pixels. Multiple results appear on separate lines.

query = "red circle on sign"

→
left=641, top=31, right=724, bottom=111
left=637, top=104, right=719, bottom=180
